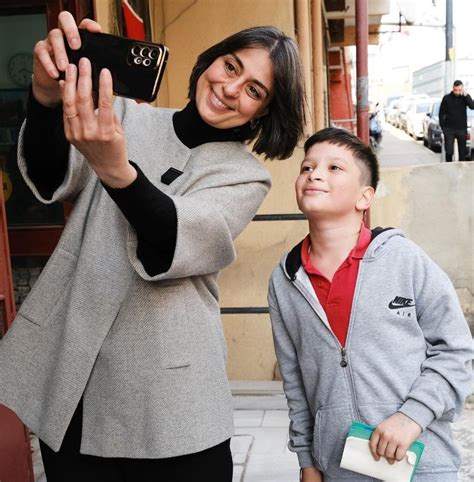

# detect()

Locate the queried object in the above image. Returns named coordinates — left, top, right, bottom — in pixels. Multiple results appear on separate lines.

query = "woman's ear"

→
left=356, top=186, right=375, bottom=212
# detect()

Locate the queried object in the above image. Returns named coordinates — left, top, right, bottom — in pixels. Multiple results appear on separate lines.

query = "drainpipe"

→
left=311, top=0, right=325, bottom=131
left=445, top=0, right=454, bottom=93
left=355, top=0, right=369, bottom=144
left=355, top=0, right=370, bottom=226
left=295, top=0, right=314, bottom=134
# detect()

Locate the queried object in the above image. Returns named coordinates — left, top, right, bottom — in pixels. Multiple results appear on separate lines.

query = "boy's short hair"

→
left=453, top=79, right=463, bottom=87
left=304, top=127, right=379, bottom=190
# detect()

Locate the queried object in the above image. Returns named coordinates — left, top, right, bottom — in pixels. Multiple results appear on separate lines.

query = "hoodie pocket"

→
left=313, top=404, right=356, bottom=478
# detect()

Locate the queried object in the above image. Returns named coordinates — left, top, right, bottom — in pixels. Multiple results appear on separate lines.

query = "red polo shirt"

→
left=301, top=224, right=371, bottom=347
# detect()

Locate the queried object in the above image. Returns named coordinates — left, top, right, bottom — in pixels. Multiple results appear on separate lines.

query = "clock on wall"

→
left=7, top=52, right=34, bottom=87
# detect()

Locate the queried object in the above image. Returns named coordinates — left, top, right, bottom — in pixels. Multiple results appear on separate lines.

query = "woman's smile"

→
left=209, top=88, right=234, bottom=112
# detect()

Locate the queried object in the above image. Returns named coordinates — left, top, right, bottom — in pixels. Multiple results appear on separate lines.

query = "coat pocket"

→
left=313, top=404, right=355, bottom=478
left=154, top=284, right=192, bottom=369
left=17, top=248, right=77, bottom=327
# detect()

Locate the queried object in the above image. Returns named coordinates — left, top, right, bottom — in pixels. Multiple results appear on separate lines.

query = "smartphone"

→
left=63, top=29, right=169, bottom=102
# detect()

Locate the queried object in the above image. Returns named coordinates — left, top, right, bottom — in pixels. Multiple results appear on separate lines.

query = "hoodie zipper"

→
left=290, top=270, right=362, bottom=421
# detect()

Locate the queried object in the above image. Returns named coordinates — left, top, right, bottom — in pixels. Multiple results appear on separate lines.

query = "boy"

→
left=268, top=127, right=473, bottom=481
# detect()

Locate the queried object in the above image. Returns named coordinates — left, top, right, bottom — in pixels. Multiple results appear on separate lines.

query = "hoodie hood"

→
left=282, top=227, right=406, bottom=280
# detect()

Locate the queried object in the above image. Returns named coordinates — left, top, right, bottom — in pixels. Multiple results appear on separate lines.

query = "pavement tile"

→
left=233, top=409, right=264, bottom=427
left=261, top=410, right=290, bottom=427
left=234, top=427, right=288, bottom=454
left=242, top=452, right=300, bottom=482
left=232, top=464, right=244, bottom=482
left=231, top=434, right=253, bottom=454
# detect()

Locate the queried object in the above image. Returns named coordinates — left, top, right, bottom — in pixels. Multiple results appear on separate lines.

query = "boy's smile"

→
left=295, top=141, right=373, bottom=220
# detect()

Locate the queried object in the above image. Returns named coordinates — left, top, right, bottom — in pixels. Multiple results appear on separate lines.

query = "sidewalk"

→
left=230, top=382, right=473, bottom=482
left=32, top=382, right=473, bottom=482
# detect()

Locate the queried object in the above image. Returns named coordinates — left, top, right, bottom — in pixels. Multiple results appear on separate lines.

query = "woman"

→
left=0, top=11, right=305, bottom=482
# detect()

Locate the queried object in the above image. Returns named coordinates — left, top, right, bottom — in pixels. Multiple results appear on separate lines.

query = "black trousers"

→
left=443, top=127, right=468, bottom=161
left=39, top=400, right=233, bottom=482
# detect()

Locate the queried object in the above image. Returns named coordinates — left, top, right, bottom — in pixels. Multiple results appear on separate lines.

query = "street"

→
left=377, top=123, right=441, bottom=167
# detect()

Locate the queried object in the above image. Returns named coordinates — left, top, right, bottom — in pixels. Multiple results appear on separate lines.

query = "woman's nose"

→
left=223, top=80, right=241, bottom=98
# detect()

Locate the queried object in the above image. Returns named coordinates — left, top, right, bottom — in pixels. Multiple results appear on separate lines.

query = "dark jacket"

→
left=439, top=92, right=474, bottom=130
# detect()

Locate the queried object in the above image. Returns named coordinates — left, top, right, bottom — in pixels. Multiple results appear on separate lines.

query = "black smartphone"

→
left=62, top=29, right=169, bottom=102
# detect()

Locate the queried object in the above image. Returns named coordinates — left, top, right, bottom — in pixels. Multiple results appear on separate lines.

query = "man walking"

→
left=439, top=80, right=474, bottom=161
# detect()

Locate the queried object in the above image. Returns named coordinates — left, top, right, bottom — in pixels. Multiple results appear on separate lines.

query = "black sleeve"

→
left=439, top=96, right=447, bottom=129
left=22, top=89, right=69, bottom=199
left=102, top=162, right=177, bottom=276
left=466, top=94, right=474, bottom=110
left=24, top=90, right=177, bottom=276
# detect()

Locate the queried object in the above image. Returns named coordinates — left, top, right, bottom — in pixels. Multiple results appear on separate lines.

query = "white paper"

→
left=340, top=436, right=417, bottom=482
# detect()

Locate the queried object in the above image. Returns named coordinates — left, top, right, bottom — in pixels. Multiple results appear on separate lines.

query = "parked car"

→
left=406, top=99, right=434, bottom=139
left=386, top=99, right=401, bottom=125
left=383, top=95, right=403, bottom=118
left=424, top=103, right=474, bottom=157
left=467, top=109, right=474, bottom=160
left=395, top=94, right=430, bottom=130
left=423, top=101, right=442, bottom=151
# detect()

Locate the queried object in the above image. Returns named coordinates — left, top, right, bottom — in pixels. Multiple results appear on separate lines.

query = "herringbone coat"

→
left=0, top=98, right=271, bottom=457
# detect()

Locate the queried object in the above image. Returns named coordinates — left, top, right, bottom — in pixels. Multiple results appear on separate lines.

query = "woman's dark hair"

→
left=304, top=127, right=380, bottom=190
left=188, top=26, right=306, bottom=160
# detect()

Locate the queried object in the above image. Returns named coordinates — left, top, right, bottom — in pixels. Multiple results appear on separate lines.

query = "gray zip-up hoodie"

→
left=268, top=229, right=473, bottom=481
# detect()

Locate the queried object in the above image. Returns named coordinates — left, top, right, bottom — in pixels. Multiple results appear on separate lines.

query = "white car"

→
left=394, top=94, right=430, bottom=130
left=406, top=100, right=434, bottom=139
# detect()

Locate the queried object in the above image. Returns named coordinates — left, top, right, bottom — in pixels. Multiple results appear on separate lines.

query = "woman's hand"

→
left=301, top=466, right=323, bottom=482
left=61, top=57, right=136, bottom=188
left=32, top=11, right=102, bottom=107
left=369, top=412, right=422, bottom=464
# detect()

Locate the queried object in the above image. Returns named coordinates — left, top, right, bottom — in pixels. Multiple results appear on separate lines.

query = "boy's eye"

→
left=301, top=166, right=313, bottom=173
left=330, top=165, right=342, bottom=171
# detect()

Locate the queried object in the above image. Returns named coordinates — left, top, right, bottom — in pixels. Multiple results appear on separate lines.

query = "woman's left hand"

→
left=60, top=57, right=137, bottom=188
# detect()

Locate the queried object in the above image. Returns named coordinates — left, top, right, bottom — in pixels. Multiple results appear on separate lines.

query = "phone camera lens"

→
left=134, top=57, right=142, bottom=65
left=141, top=47, right=150, bottom=58
left=131, top=45, right=141, bottom=56
left=143, top=58, right=151, bottom=67
left=149, top=49, right=158, bottom=59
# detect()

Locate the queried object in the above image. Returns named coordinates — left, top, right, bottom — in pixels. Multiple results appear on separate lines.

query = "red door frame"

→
left=0, top=2, right=94, bottom=480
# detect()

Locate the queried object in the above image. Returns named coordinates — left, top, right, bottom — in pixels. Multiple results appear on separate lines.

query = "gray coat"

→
left=269, top=229, right=473, bottom=480
left=0, top=98, right=271, bottom=458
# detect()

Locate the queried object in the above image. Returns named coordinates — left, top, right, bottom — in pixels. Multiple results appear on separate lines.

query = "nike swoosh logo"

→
left=388, top=301, right=415, bottom=309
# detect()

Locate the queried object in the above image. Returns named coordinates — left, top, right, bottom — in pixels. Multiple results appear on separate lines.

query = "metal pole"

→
left=355, top=0, right=370, bottom=226
left=355, top=0, right=369, bottom=144
left=445, top=0, right=454, bottom=93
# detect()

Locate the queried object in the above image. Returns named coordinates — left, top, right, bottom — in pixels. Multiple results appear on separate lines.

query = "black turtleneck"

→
left=22, top=91, right=252, bottom=275
left=173, top=99, right=254, bottom=147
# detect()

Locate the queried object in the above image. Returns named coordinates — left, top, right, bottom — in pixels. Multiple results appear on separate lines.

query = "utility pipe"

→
left=311, top=0, right=325, bottom=131
left=295, top=0, right=314, bottom=134
left=355, top=0, right=369, bottom=144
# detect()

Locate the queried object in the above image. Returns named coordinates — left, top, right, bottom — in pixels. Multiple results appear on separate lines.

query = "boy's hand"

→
left=301, top=466, right=323, bottom=482
left=369, top=412, right=422, bottom=464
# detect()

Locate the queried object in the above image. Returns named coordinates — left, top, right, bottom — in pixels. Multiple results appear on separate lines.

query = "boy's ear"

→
left=356, top=186, right=375, bottom=212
